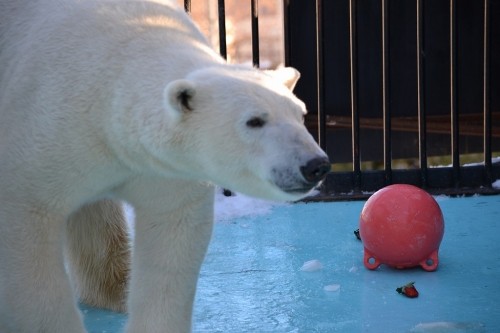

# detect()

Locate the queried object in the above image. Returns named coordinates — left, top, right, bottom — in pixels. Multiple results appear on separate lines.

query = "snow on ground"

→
left=463, top=156, right=500, bottom=167
left=214, top=188, right=287, bottom=222
left=123, top=188, right=292, bottom=235
left=431, top=156, right=500, bottom=168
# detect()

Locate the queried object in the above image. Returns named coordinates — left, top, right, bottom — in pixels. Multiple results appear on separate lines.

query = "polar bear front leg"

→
left=119, top=177, right=215, bottom=333
left=0, top=207, right=87, bottom=333
left=65, top=199, right=130, bottom=312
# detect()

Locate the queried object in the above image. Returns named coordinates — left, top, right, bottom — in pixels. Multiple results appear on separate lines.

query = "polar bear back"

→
left=0, top=0, right=225, bottom=209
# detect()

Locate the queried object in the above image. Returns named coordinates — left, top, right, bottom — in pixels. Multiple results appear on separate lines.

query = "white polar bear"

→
left=0, top=0, right=330, bottom=332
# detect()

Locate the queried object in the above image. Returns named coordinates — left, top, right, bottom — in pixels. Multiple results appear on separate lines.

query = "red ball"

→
left=359, top=184, right=444, bottom=271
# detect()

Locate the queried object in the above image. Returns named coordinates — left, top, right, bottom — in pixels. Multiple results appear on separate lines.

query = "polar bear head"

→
left=150, top=66, right=329, bottom=201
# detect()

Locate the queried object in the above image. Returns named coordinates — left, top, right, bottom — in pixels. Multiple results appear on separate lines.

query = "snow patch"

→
left=410, top=321, right=485, bottom=332
left=299, top=259, right=323, bottom=272
left=348, top=265, right=358, bottom=273
left=121, top=188, right=287, bottom=235
left=431, top=156, right=500, bottom=168
left=323, top=284, right=341, bottom=292
left=433, top=195, right=450, bottom=202
left=214, top=189, right=287, bottom=222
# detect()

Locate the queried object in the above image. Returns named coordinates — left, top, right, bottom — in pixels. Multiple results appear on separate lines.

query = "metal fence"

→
left=185, top=0, right=500, bottom=200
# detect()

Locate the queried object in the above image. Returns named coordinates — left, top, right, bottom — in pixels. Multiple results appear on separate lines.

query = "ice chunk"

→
left=323, top=284, right=341, bottom=292
left=299, top=259, right=323, bottom=272
left=492, top=179, right=500, bottom=189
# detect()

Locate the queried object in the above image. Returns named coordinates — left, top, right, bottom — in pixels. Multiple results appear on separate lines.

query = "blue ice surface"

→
left=84, top=194, right=500, bottom=333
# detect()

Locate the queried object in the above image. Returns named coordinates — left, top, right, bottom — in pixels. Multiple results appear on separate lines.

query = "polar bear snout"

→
left=270, top=154, right=330, bottom=198
left=300, top=157, right=331, bottom=183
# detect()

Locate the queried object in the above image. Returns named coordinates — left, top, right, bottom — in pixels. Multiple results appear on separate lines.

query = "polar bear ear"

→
left=163, top=79, right=196, bottom=118
left=265, top=67, right=301, bottom=91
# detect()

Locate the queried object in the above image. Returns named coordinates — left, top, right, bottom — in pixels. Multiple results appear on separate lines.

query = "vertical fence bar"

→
left=184, top=0, right=191, bottom=13
left=483, top=0, right=492, bottom=186
left=416, top=0, right=428, bottom=187
left=349, top=0, right=361, bottom=190
left=251, top=0, right=260, bottom=67
left=282, top=0, right=291, bottom=66
left=382, top=0, right=392, bottom=185
left=218, top=0, right=227, bottom=59
left=316, top=0, right=326, bottom=150
left=450, top=0, right=460, bottom=187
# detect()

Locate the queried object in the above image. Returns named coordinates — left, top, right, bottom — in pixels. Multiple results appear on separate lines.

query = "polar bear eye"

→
left=246, top=117, right=266, bottom=128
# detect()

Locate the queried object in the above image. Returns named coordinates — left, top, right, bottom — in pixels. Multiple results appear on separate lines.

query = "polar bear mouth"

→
left=272, top=175, right=319, bottom=196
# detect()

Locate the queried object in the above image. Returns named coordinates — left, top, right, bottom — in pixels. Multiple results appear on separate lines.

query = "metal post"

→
left=450, top=0, right=460, bottom=187
left=316, top=0, right=326, bottom=151
left=483, top=0, right=492, bottom=186
left=251, top=0, right=260, bottom=67
left=218, top=0, right=227, bottom=59
left=349, top=0, right=361, bottom=191
left=417, top=0, right=428, bottom=187
left=382, top=0, right=392, bottom=185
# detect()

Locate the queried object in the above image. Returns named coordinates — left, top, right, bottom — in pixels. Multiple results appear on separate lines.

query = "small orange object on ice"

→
left=396, top=281, right=419, bottom=298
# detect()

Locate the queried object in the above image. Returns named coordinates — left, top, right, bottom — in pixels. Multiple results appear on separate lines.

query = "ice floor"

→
left=83, top=194, right=500, bottom=333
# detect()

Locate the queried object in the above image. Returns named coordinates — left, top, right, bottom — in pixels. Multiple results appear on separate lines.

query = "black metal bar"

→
left=417, top=0, right=428, bottom=187
left=316, top=0, right=326, bottom=150
left=282, top=0, right=291, bottom=67
left=218, top=0, right=227, bottom=59
left=251, top=0, right=260, bottom=67
left=450, top=0, right=460, bottom=187
left=382, top=0, right=392, bottom=185
left=349, top=0, right=361, bottom=190
left=184, top=0, right=191, bottom=13
left=284, top=0, right=500, bottom=200
left=483, top=0, right=492, bottom=186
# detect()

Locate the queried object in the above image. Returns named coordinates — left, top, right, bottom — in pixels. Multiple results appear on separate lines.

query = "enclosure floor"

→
left=83, top=195, right=500, bottom=333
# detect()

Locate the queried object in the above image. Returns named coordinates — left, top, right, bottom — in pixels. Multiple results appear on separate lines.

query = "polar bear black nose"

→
left=300, top=157, right=331, bottom=183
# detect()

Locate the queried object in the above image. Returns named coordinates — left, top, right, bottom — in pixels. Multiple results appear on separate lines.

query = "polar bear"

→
left=0, top=0, right=330, bottom=332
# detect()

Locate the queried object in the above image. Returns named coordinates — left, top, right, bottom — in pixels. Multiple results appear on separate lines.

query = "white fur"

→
left=0, top=0, right=328, bottom=332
